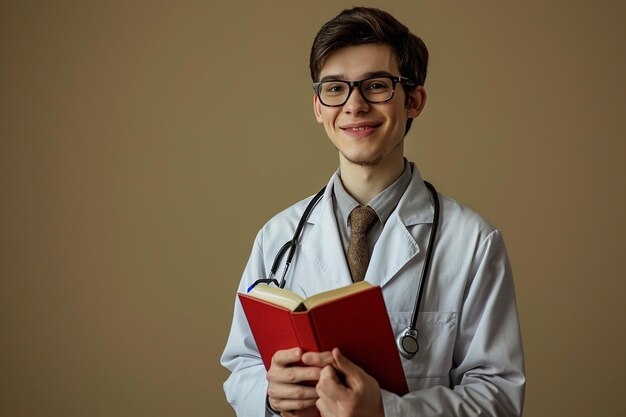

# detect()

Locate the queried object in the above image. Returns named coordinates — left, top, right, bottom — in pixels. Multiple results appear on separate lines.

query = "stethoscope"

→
left=248, top=181, right=440, bottom=360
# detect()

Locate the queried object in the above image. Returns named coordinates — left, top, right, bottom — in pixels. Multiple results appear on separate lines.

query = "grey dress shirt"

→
left=332, top=159, right=412, bottom=258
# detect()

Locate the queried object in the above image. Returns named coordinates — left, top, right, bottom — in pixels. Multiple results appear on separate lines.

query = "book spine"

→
left=290, top=311, right=321, bottom=352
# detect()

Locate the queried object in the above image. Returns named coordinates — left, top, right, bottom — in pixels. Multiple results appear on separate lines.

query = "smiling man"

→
left=313, top=42, right=424, bottom=205
left=222, top=7, right=525, bottom=417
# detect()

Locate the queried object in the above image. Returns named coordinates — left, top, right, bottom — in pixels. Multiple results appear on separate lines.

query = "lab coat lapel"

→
left=365, top=215, right=419, bottom=288
left=365, top=166, right=435, bottom=288
left=301, top=174, right=353, bottom=286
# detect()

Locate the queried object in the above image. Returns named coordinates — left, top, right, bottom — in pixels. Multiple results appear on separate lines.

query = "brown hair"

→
left=310, top=7, right=429, bottom=134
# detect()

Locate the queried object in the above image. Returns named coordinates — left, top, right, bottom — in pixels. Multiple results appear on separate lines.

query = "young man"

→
left=221, top=7, right=525, bottom=417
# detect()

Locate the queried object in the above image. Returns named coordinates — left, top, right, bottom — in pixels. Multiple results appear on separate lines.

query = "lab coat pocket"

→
left=389, top=311, right=457, bottom=387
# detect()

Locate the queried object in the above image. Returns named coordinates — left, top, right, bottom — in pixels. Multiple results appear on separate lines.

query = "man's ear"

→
left=406, top=86, right=427, bottom=119
left=313, top=94, right=324, bottom=123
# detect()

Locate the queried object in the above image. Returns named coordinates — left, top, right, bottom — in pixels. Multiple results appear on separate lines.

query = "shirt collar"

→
left=332, top=158, right=413, bottom=227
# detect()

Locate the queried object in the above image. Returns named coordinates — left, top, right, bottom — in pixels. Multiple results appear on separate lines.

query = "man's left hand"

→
left=310, top=348, right=384, bottom=417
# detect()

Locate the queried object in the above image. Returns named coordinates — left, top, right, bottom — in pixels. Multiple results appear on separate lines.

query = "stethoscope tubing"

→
left=262, top=181, right=440, bottom=359
left=408, top=181, right=439, bottom=333
left=269, top=186, right=327, bottom=288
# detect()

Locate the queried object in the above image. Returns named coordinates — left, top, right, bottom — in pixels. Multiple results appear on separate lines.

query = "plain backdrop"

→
left=1, top=1, right=625, bottom=416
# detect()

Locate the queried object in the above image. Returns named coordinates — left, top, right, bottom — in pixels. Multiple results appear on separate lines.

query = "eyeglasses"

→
left=313, top=75, right=415, bottom=107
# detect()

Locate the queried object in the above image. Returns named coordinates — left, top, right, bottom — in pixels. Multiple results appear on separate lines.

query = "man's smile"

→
left=339, top=121, right=383, bottom=136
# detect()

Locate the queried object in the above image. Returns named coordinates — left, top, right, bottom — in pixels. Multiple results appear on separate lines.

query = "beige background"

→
left=1, top=1, right=625, bottom=416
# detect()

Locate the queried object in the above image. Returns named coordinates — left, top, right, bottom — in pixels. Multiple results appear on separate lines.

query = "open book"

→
left=239, top=281, right=408, bottom=395
left=247, top=280, right=376, bottom=311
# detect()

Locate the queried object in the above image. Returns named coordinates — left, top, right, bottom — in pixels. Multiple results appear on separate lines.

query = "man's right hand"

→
left=266, top=348, right=333, bottom=416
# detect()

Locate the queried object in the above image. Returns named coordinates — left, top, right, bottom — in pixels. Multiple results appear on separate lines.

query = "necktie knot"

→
left=349, top=206, right=377, bottom=234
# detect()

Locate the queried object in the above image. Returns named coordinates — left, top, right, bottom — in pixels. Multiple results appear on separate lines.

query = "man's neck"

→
left=339, top=156, right=406, bottom=205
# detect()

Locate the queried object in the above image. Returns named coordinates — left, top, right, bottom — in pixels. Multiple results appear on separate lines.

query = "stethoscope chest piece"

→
left=397, top=327, right=419, bottom=359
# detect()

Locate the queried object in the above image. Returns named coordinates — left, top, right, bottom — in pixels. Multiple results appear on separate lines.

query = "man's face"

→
left=313, top=43, right=425, bottom=168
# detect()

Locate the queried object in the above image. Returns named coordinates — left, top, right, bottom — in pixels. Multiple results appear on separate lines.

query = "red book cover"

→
left=238, top=284, right=408, bottom=395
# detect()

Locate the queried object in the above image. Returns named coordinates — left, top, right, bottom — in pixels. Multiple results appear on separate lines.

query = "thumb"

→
left=331, top=348, right=363, bottom=387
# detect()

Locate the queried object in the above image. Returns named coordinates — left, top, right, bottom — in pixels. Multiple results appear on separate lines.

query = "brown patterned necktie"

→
left=347, top=205, right=378, bottom=281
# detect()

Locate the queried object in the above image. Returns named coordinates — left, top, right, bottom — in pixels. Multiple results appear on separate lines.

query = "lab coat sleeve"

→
left=381, top=230, right=525, bottom=417
left=220, top=231, right=278, bottom=417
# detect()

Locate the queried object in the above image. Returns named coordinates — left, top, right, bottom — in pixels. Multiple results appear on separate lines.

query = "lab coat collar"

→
left=365, top=164, right=434, bottom=287
left=302, top=172, right=353, bottom=286
left=393, top=163, right=435, bottom=227
left=302, top=164, right=435, bottom=288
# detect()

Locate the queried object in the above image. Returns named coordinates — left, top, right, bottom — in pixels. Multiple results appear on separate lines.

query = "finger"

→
left=331, top=348, right=363, bottom=389
left=272, top=347, right=302, bottom=367
left=268, top=381, right=319, bottom=401
left=319, top=363, right=340, bottom=384
left=268, top=395, right=318, bottom=413
left=301, top=350, right=334, bottom=367
left=316, top=364, right=349, bottom=401
left=267, top=364, right=323, bottom=385
left=316, top=396, right=333, bottom=417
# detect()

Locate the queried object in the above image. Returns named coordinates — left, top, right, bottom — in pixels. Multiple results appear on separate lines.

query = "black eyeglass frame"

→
left=312, top=75, right=416, bottom=107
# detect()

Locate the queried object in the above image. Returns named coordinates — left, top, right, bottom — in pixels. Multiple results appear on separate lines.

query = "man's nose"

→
left=343, top=86, right=370, bottom=113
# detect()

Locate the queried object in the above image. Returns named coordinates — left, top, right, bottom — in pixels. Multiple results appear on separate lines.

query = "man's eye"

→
left=366, top=80, right=390, bottom=91
left=325, top=83, right=346, bottom=94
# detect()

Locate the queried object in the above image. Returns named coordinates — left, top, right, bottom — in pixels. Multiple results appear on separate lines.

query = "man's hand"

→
left=266, top=348, right=333, bottom=416
left=314, top=348, right=384, bottom=417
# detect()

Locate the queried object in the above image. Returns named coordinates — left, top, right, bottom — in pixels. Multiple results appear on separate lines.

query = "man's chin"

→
left=344, top=156, right=382, bottom=167
left=336, top=149, right=381, bottom=167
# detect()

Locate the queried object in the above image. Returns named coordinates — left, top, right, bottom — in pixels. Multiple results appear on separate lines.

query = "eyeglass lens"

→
left=318, top=77, right=395, bottom=106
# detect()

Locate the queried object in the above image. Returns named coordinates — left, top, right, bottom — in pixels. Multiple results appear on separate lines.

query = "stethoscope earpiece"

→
left=397, top=327, right=419, bottom=359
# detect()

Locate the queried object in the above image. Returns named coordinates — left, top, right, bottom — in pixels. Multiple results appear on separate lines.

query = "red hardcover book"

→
left=238, top=281, right=408, bottom=396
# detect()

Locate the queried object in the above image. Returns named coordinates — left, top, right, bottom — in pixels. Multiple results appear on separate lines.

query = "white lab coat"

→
left=221, top=166, right=525, bottom=417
